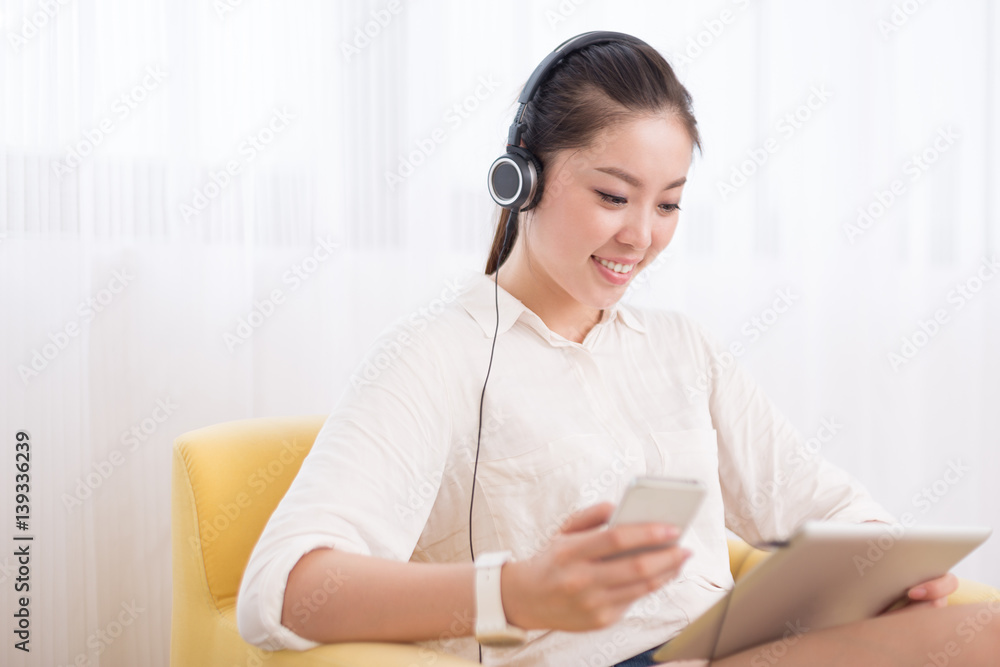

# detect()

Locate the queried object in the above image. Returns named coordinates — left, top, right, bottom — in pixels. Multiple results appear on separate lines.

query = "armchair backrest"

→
left=172, top=415, right=326, bottom=610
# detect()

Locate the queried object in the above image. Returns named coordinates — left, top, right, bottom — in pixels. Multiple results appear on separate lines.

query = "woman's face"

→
left=518, top=113, right=693, bottom=314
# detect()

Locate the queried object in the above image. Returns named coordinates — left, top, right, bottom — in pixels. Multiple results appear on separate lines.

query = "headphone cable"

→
left=469, top=209, right=516, bottom=663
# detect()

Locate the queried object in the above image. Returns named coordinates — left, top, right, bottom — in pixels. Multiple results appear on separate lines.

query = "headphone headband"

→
left=506, top=31, right=652, bottom=147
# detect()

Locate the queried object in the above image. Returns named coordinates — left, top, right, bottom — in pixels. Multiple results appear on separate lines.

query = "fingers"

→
left=582, top=547, right=692, bottom=610
left=559, top=501, right=616, bottom=534
left=574, top=520, right=680, bottom=563
left=604, top=546, right=691, bottom=590
left=551, top=518, right=691, bottom=589
left=558, top=502, right=683, bottom=563
left=531, top=509, right=696, bottom=631
left=909, top=572, right=959, bottom=603
left=879, top=573, right=960, bottom=617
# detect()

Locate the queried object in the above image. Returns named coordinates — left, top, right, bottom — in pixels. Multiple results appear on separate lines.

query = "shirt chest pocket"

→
left=649, top=429, right=731, bottom=586
left=473, top=433, right=645, bottom=561
left=650, top=429, right=720, bottom=482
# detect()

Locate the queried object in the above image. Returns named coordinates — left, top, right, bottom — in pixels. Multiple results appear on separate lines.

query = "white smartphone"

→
left=603, top=476, right=707, bottom=560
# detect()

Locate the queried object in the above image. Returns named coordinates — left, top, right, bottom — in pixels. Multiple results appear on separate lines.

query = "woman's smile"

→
left=591, top=255, right=637, bottom=285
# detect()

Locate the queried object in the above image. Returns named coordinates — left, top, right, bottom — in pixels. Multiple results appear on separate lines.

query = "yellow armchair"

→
left=170, top=414, right=479, bottom=667
left=170, top=416, right=999, bottom=666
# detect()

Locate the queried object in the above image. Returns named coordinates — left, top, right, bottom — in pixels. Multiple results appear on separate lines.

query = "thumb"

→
left=560, top=501, right=615, bottom=534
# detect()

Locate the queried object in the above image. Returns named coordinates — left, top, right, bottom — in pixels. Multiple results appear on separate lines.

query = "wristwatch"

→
left=474, top=550, right=527, bottom=647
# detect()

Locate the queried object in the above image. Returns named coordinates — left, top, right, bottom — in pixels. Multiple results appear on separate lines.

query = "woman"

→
left=237, top=32, right=996, bottom=666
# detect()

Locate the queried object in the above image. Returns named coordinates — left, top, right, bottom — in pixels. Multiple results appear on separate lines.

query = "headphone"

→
left=469, top=30, right=651, bottom=661
left=486, top=30, right=652, bottom=217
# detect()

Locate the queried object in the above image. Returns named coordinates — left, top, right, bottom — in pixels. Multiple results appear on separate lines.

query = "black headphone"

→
left=486, top=30, right=652, bottom=220
left=470, top=31, right=651, bottom=662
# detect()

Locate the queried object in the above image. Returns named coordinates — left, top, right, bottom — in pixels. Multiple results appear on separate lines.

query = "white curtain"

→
left=0, top=1, right=996, bottom=665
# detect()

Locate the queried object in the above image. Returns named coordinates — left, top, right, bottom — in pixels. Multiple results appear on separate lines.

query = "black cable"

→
left=469, top=209, right=517, bottom=664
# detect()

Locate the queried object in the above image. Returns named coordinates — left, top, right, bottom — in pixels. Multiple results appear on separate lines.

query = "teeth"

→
left=597, top=257, right=634, bottom=274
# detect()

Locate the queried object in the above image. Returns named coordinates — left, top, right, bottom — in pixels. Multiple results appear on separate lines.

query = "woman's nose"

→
left=616, top=206, right=653, bottom=250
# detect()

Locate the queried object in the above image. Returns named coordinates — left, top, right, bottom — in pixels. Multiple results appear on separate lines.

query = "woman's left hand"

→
left=906, top=572, right=960, bottom=608
left=882, top=572, right=959, bottom=614
left=862, top=521, right=959, bottom=613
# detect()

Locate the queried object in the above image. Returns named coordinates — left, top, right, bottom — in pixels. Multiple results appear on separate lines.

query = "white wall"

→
left=0, top=1, right=996, bottom=665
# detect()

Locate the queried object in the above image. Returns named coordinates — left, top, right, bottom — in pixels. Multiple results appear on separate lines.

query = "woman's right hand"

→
left=500, top=501, right=691, bottom=632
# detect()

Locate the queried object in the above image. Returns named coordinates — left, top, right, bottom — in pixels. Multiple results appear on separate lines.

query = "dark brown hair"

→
left=485, top=39, right=701, bottom=274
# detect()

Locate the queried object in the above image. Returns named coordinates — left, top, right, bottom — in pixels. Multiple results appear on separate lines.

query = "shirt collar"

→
left=456, top=273, right=647, bottom=339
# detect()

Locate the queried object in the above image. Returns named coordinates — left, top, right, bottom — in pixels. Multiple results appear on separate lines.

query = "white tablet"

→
left=653, top=522, right=992, bottom=662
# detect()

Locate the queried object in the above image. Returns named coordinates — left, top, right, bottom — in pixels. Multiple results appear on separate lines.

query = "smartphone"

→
left=602, top=476, right=706, bottom=560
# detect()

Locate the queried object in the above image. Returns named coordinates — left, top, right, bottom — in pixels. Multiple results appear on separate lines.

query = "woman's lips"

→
left=591, top=255, right=633, bottom=285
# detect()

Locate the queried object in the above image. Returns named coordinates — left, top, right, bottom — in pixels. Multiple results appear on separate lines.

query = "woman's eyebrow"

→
left=593, top=166, right=686, bottom=190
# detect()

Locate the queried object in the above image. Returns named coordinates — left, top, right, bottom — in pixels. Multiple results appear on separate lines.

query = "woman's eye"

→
left=597, top=190, right=681, bottom=213
left=596, top=190, right=627, bottom=206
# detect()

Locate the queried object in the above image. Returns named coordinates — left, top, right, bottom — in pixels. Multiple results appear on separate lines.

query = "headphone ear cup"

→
left=487, top=146, right=542, bottom=210
left=511, top=146, right=544, bottom=211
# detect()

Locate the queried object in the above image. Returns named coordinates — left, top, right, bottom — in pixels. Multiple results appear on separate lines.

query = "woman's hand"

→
left=500, top=501, right=691, bottom=632
left=880, top=572, right=959, bottom=615
left=901, top=572, right=960, bottom=612
left=862, top=521, right=959, bottom=614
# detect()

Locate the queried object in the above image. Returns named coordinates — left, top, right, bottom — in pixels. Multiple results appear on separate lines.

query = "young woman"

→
left=237, top=32, right=997, bottom=667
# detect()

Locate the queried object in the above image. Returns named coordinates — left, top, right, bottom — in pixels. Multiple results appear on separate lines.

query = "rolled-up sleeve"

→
left=691, top=320, right=896, bottom=545
left=236, top=320, right=454, bottom=650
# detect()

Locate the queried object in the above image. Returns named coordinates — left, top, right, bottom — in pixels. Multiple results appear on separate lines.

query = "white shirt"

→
left=236, top=271, right=895, bottom=666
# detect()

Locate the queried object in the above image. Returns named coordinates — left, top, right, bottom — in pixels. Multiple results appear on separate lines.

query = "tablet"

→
left=652, top=522, right=992, bottom=662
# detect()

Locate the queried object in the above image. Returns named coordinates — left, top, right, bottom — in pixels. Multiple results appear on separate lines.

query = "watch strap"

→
left=474, top=550, right=527, bottom=646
